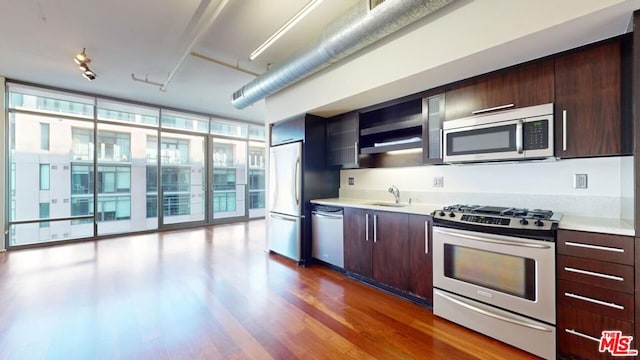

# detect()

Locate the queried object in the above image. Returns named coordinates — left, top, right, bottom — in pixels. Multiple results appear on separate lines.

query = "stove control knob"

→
left=535, top=219, right=544, bottom=227
left=448, top=212, right=456, bottom=218
left=519, top=218, right=529, bottom=225
left=438, top=211, right=445, bottom=217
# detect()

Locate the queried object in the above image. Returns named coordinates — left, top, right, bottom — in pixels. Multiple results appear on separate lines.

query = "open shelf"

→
left=361, top=140, right=423, bottom=154
left=360, top=115, right=422, bottom=136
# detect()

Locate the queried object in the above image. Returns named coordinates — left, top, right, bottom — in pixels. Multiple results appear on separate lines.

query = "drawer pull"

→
left=564, top=292, right=624, bottom=310
left=564, top=267, right=624, bottom=282
left=564, top=241, right=624, bottom=253
left=565, top=328, right=600, bottom=343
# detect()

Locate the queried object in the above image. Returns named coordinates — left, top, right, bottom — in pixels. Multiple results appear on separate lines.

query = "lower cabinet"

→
left=408, top=215, right=433, bottom=302
left=343, top=207, right=373, bottom=278
left=343, top=208, right=410, bottom=292
left=343, top=208, right=433, bottom=301
left=556, top=229, right=635, bottom=360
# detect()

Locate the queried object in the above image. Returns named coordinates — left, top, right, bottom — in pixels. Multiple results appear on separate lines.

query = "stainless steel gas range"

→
left=431, top=205, right=562, bottom=360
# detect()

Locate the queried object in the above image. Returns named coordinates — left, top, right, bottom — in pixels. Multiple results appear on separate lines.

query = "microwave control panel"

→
left=523, top=120, right=549, bottom=150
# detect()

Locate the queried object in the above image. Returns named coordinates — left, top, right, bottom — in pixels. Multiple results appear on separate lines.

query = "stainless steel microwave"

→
left=443, top=103, right=554, bottom=163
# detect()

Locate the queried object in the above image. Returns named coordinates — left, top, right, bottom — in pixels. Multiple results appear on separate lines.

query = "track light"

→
left=74, top=48, right=97, bottom=81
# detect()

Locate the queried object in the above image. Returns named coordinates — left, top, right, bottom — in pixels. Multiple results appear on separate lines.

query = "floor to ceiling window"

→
left=8, top=85, right=95, bottom=246
left=5, top=82, right=265, bottom=248
left=211, top=120, right=248, bottom=220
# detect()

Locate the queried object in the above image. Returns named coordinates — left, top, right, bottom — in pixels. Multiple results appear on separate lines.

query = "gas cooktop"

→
left=432, top=204, right=562, bottom=233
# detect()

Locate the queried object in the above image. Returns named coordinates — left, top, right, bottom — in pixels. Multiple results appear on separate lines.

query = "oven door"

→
left=432, top=226, right=555, bottom=325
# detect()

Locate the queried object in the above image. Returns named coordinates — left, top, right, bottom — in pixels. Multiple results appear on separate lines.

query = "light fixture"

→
left=387, top=148, right=422, bottom=155
left=249, top=0, right=323, bottom=61
left=74, top=48, right=97, bottom=81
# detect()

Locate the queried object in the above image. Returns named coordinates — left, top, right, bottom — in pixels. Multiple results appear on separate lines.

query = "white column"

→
left=0, top=76, right=6, bottom=252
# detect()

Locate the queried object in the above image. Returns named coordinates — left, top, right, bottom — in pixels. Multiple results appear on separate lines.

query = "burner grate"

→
left=440, top=204, right=554, bottom=220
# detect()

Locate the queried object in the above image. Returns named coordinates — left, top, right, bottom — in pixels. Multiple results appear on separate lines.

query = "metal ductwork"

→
left=231, top=0, right=455, bottom=109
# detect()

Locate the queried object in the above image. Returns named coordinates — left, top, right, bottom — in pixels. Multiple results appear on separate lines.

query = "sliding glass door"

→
left=210, top=137, right=247, bottom=220
left=159, top=110, right=208, bottom=226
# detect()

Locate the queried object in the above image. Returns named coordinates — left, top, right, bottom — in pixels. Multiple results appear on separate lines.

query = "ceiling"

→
left=0, top=0, right=359, bottom=123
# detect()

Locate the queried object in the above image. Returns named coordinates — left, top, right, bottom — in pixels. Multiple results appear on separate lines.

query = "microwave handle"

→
left=471, top=103, right=514, bottom=115
left=516, top=119, right=523, bottom=154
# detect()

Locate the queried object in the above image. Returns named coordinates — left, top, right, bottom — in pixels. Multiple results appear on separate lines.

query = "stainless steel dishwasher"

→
left=311, top=205, right=344, bottom=268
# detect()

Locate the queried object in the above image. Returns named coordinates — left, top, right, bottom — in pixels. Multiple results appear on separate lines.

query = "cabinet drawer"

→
left=558, top=305, right=634, bottom=360
left=557, top=280, right=634, bottom=321
left=557, top=230, right=634, bottom=265
left=557, top=255, right=634, bottom=294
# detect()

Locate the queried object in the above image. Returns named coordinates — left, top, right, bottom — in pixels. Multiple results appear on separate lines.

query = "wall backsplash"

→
left=339, top=156, right=634, bottom=221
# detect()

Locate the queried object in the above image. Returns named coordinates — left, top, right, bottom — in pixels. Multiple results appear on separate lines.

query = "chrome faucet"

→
left=388, top=185, right=400, bottom=203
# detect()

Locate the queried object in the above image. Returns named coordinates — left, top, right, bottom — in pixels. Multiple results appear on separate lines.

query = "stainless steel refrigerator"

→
left=267, top=114, right=339, bottom=265
left=267, top=141, right=303, bottom=262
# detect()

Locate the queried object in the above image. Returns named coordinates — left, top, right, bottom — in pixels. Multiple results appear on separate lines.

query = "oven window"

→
left=444, top=244, right=536, bottom=300
left=447, top=124, right=516, bottom=155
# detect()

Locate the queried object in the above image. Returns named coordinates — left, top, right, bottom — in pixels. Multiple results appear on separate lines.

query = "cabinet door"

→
left=270, top=116, right=304, bottom=146
left=326, top=112, right=359, bottom=168
left=444, top=60, right=554, bottom=121
left=372, top=211, right=409, bottom=291
left=408, top=215, right=432, bottom=301
left=555, top=42, right=622, bottom=157
left=422, top=94, right=444, bottom=164
left=343, top=207, right=372, bottom=278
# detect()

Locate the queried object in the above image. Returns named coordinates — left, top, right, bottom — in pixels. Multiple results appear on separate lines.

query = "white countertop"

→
left=311, top=198, right=635, bottom=237
left=557, top=215, right=635, bottom=236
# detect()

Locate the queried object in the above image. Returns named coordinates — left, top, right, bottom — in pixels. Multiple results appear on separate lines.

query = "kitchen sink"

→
left=369, top=201, right=411, bottom=208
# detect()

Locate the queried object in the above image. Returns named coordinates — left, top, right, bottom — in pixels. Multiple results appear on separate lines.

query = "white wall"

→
left=340, top=156, right=634, bottom=220
left=265, top=0, right=637, bottom=122
left=0, top=76, right=5, bottom=252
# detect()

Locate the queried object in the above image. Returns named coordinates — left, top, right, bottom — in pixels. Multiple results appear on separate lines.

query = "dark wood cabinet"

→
left=444, top=60, right=554, bottom=121
left=343, top=207, right=410, bottom=292
left=554, top=40, right=630, bottom=158
left=372, top=211, right=409, bottom=291
left=359, top=97, right=423, bottom=154
left=408, top=215, right=432, bottom=302
left=326, top=111, right=359, bottom=168
left=556, top=229, right=635, bottom=360
left=343, top=207, right=373, bottom=278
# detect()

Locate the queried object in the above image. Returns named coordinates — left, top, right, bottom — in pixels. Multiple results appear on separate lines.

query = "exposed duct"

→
left=231, top=0, right=455, bottom=109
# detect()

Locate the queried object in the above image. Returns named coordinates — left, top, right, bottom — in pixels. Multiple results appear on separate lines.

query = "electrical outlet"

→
left=348, top=177, right=355, bottom=186
left=574, top=174, right=588, bottom=189
left=433, top=176, right=444, bottom=187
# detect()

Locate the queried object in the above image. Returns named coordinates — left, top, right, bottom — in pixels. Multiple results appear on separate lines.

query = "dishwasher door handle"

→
left=311, top=211, right=343, bottom=220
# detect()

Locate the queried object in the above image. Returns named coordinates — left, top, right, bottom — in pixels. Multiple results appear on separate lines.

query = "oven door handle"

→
left=433, top=228, right=552, bottom=249
left=435, top=290, right=554, bottom=332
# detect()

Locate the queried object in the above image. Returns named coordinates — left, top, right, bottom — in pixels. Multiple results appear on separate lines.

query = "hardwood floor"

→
left=0, top=220, right=539, bottom=359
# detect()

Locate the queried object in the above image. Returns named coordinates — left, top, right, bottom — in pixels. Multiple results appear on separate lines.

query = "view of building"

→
left=7, top=84, right=265, bottom=247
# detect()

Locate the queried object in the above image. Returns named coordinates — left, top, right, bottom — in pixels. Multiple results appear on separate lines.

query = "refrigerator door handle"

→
left=269, top=213, right=297, bottom=222
left=294, top=157, right=301, bottom=205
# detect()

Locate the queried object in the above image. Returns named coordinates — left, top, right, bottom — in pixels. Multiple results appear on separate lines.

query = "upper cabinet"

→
left=270, top=115, right=305, bottom=146
left=324, top=35, right=631, bottom=167
left=422, top=93, right=445, bottom=164
left=359, top=97, right=423, bottom=155
left=444, top=60, right=555, bottom=121
left=554, top=39, right=632, bottom=158
left=326, top=111, right=359, bottom=168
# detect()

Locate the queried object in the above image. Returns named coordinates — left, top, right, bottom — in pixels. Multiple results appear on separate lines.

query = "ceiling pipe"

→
left=231, top=0, right=455, bottom=109
left=159, top=0, right=230, bottom=92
